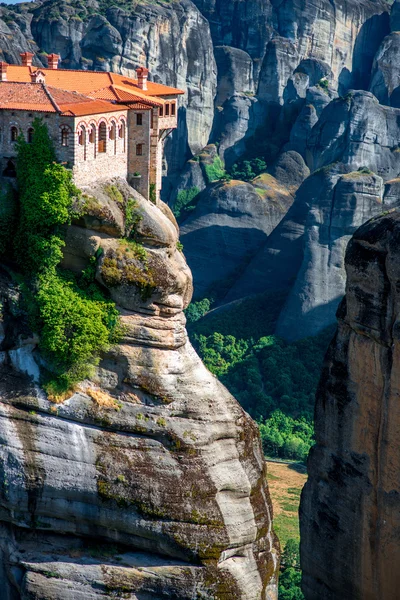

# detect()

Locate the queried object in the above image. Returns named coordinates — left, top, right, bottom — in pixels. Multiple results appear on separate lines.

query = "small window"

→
left=159, top=106, right=163, bottom=117
left=27, top=128, right=34, bottom=144
left=98, top=122, right=107, bottom=153
left=136, top=113, right=143, bottom=126
left=109, top=122, right=116, bottom=140
left=136, top=143, right=143, bottom=156
left=78, top=126, right=85, bottom=146
left=61, top=127, right=69, bottom=147
left=119, top=121, right=125, bottom=139
left=171, top=102, right=176, bottom=117
left=10, top=126, right=18, bottom=143
left=165, top=103, right=170, bottom=117
left=89, top=125, right=95, bottom=144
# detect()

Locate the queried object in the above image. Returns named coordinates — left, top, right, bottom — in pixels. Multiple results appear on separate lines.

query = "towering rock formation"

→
left=300, top=210, right=400, bottom=600
left=0, top=178, right=279, bottom=599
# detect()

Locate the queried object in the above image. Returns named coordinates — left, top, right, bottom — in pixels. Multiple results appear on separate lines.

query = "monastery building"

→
left=0, top=52, right=184, bottom=200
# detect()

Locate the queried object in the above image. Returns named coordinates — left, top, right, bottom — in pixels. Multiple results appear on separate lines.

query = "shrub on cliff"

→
left=0, top=185, right=17, bottom=257
left=15, top=119, right=77, bottom=273
left=14, top=118, right=121, bottom=395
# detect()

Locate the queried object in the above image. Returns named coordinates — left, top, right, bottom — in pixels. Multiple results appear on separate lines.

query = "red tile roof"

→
left=0, top=81, right=56, bottom=112
left=0, top=81, right=127, bottom=116
left=0, top=64, right=183, bottom=116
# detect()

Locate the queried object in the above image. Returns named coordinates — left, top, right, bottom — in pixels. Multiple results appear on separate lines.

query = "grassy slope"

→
left=267, top=462, right=307, bottom=547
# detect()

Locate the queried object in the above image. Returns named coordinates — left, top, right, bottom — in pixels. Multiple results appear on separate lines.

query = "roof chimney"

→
left=0, top=62, right=8, bottom=82
left=47, top=53, right=60, bottom=70
left=136, top=67, right=149, bottom=91
left=20, top=52, right=34, bottom=67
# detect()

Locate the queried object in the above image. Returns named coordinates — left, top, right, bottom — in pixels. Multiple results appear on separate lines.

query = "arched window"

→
left=165, top=103, right=170, bottom=117
left=109, top=121, right=116, bottom=141
left=98, top=122, right=107, bottom=153
left=171, top=102, right=176, bottom=117
left=78, top=126, right=86, bottom=146
left=136, top=143, right=143, bottom=156
left=3, top=159, right=16, bottom=178
left=61, top=127, right=69, bottom=147
left=89, top=124, right=95, bottom=144
left=27, top=128, right=34, bottom=144
left=119, top=120, right=125, bottom=139
left=159, top=106, right=164, bottom=117
left=10, top=126, right=18, bottom=143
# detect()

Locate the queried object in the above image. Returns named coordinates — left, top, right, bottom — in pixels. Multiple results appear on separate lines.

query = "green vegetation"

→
left=149, top=183, right=156, bottom=204
left=173, top=186, right=200, bottom=220
left=10, top=118, right=121, bottom=396
left=204, top=156, right=226, bottom=183
left=229, top=157, right=267, bottom=181
left=184, top=297, right=211, bottom=323
left=0, top=185, right=17, bottom=257
left=189, top=304, right=334, bottom=462
left=259, top=411, right=313, bottom=463
left=317, top=78, right=330, bottom=93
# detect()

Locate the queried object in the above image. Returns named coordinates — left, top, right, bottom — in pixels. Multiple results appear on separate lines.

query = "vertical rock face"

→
left=276, top=170, right=387, bottom=340
left=0, top=179, right=279, bottom=599
left=300, top=210, right=400, bottom=600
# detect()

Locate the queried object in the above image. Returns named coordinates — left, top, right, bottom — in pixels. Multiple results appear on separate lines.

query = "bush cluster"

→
left=190, top=323, right=334, bottom=463
left=11, top=118, right=121, bottom=395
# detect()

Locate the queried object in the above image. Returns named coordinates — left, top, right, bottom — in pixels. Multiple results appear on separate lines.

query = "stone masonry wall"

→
left=127, top=108, right=151, bottom=199
left=72, top=109, right=128, bottom=188
left=0, top=110, right=75, bottom=173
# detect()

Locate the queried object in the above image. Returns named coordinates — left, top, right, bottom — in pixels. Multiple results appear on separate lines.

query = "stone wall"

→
left=72, top=109, right=128, bottom=188
left=0, top=110, right=75, bottom=174
left=0, top=108, right=130, bottom=188
left=127, top=108, right=151, bottom=199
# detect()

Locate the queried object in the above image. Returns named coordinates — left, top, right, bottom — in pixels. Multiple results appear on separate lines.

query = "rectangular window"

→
left=165, top=103, right=170, bottom=117
left=159, top=106, right=163, bottom=117
left=136, top=144, right=143, bottom=156
left=136, top=113, right=143, bottom=126
left=171, top=103, right=176, bottom=116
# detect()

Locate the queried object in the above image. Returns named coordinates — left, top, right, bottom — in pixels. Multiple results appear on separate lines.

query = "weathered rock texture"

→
left=300, top=209, right=400, bottom=600
left=179, top=175, right=294, bottom=300
left=0, top=179, right=279, bottom=599
left=276, top=168, right=400, bottom=340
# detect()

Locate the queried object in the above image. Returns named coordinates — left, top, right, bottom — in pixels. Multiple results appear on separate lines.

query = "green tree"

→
left=12, top=118, right=121, bottom=395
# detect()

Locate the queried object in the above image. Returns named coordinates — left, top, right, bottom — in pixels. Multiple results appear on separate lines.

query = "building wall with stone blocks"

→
left=0, top=104, right=176, bottom=200
left=127, top=109, right=151, bottom=200
left=0, top=111, right=75, bottom=174
left=72, top=110, right=128, bottom=188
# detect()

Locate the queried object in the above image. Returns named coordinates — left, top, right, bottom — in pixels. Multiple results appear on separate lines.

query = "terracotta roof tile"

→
left=59, top=101, right=126, bottom=117
left=0, top=81, right=127, bottom=117
left=0, top=66, right=183, bottom=115
left=0, top=81, right=55, bottom=111
left=5, top=65, right=184, bottom=98
left=124, top=102, right=152, bottom=111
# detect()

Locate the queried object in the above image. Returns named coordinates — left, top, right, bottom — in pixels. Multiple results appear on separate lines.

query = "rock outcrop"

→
left=179, top=175, right=294, bottom=300
left=275, top=169, right=393, bottom=340
left=0, top=178, right=279, bottom=599
left=300, top=210, right=400, bottom=600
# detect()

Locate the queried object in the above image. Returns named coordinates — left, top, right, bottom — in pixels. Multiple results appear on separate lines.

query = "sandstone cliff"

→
left=300, top=209, right=400, bottom=599
left=0, top=178, right=279, bottom=599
